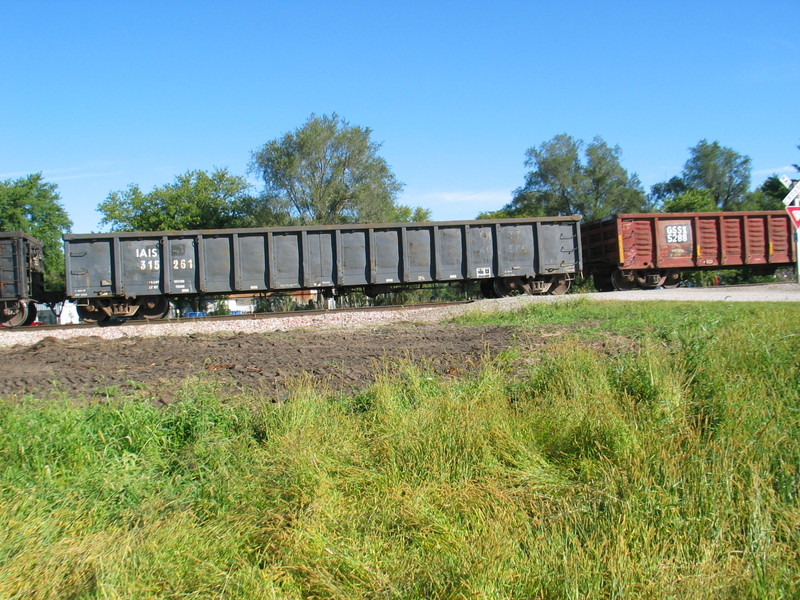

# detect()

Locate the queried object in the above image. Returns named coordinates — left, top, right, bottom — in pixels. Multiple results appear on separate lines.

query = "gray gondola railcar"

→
left=0, top=231, right=46, bottom=326
left=64, top=217, right=582, bottom=321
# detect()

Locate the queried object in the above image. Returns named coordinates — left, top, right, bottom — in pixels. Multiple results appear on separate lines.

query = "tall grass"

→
left=0, top=301, right=798, bottom=598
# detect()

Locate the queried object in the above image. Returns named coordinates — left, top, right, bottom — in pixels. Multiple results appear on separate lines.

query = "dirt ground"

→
left=0, top=323, right=545, bottom=403
left=4, top=282, right=796, bottom=404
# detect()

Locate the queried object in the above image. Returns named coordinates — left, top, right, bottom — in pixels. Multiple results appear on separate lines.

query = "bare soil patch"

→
left=1, top=323, right=569, bottom=403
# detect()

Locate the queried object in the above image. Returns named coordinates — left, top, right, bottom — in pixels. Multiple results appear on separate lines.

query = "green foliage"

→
left=98, top=168, right=254, bottom=232
left=386, top=203, right=432, bottom=223
left=745, top=175, right=790, bottom=210
left=230, top=193, right=295, bottom=228
left=682, top=139, right=752, bottom=210
left=649, top=175, right=687, bottom=206
left=651, top=139, right=756, bottom=212
left=211, top=297, right=231, bottom=315
left=1, top=302, right=798, bottom=598
left=476, top=207, right=513, bottom=219
left=0, top=173, right=72, bottom=290
left=485, top=134, right=648, bottom=221
left=663, top=188, right=717, bottom=212
left=250, top=113, right=425, bottom=225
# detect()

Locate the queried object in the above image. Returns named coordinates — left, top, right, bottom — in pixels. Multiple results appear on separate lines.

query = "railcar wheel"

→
left=493, top=278, right=512, bottom=297
left=3, top=301, right=32, bottom=327
left=77, top=304, right=109, bottom=324
left=493, top=277, right=526, bottom=297
left=23, top=302, right=37, bottom=326
left=610, top=270, right=636, bottom=291
left=662, top=271, right=681, bottom=288
left=480, top=279, right=498, bottom=299
left=634, top=271, right=666, bottom=289
left=548, top=276, right=571, bottom=295
left=592, top=272, right=615, bottom=292
left=139, top=296, right=170, bottom=320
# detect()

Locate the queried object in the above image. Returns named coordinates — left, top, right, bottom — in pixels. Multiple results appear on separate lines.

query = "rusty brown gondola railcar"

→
left=581, top=211, right=797, bottom=291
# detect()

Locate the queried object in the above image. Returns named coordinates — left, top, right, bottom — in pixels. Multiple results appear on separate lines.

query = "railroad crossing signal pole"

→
left=780, top=175, right=800, bottom=283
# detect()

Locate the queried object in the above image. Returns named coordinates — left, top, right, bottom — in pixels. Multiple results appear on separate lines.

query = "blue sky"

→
left=2, top=1, right=798, bottom=233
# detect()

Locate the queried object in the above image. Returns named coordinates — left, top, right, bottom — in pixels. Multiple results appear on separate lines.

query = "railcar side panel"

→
left=373, top=228, right=401, bottom=283
left=304, top=231, right=335, bottom=287
left=166, top=237, right=198, bottom=294
left=769, top=214, right=794, bottom=264
left=66, top=239, right=113, bottom=298
left=536, top=221, right=582, bottom=275
left=0, top=236, right=25, bottom=301
left=720, top=216, right=744, bottom=266
left=201, top=235, right=233, bottom=293
left=270, top=232, right=301, bottom=289
left=465, top=225, right=494, bottom=279
left=340, top=230, right=368, bottom=286
left=655, top=217, right=693, bottom=268
left=436, top=226, right=466, bottom=280
left=238, top=234, right=267, bottom=290
left=120, top=238, right=162, bottom=296
left=497, top=224, right=533, bottom=277
left=696, top=216, right=721, bottom=267
left=405, top=227, right=434, bottom=282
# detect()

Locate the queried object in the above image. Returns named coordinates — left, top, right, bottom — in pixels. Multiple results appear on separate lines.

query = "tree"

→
left=681, top=140, right=751, bottom=210
left=98, top=168, right=253, bottom=232
left=483, top=134, right=647, bottom=221
left=742, top=175, right=789, bottom=211
left=662, top=189, right=717, bottom=213
left=649, top=176, right=687, bottom=207
left=0, top=173, right=72, bottom=290
left=250, top=113, right=420, bottom=225
left=387, top=204, right=432, bottom=223
left=749, top=145, right=800, bottom=209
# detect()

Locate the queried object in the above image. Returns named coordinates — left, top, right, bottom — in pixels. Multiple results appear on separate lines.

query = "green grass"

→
left=456, top=296, right=766, bottom=339
left=1, top=301, right=799, bottom=598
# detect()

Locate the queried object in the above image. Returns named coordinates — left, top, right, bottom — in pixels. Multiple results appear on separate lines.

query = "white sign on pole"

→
left=779, top=174, right=793, bottom=190
left=787, top=206, right=800, bottom=229
left=783, top=183, right=800, bottom=207
left=788, top=205, right=800, bottom=285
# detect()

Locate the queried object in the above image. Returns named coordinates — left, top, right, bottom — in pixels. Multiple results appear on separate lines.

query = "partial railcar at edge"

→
left=581, top=211, right=797, bottom=291
left=64, top=216, right=582, bottom=322
left=0, top=231, right=47, bottom=326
